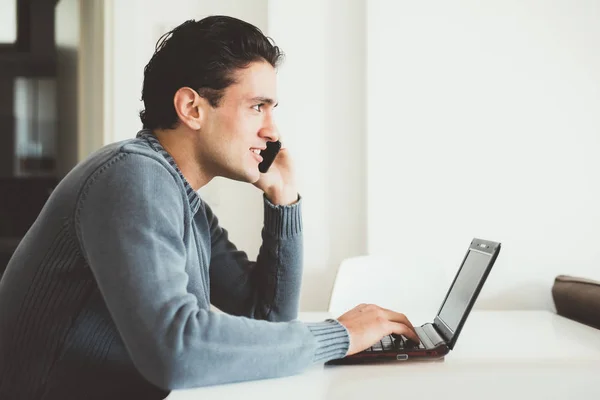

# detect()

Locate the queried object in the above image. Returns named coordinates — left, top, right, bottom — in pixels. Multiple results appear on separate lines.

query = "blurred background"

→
left=1, top=0, right=598, bottom=312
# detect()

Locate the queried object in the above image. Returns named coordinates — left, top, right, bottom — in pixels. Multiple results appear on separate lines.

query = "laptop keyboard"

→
left=364, top=334, right=425, bottom=352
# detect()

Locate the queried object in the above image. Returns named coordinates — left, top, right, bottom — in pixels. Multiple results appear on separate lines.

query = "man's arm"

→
left=207, top=195, right=303, bottom=322
left=76, top=152, right=349, bottom=390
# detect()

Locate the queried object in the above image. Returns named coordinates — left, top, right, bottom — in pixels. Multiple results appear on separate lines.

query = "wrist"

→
left=265, top=186, right=298, bottom=206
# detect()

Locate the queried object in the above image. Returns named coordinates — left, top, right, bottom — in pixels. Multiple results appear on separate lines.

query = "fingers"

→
left=380, top=307, right=415, bottom=332
left=338, top=303, right=421, bottom=355
left=388, top=321, right=420, bottom=343
left=356, top=304, right=417, bottom=335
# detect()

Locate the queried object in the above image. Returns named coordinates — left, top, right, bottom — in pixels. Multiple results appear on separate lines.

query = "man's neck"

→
left=153, top=128, right=212, bottom=191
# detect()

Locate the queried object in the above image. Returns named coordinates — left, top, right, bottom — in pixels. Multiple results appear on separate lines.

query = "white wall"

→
left=268, top=0, right=367, bottom=310
left=367, top=0, right=600, bottom=312
left=55, top=0, right=80, bottom=177
left=0, top=0, right=17, bottom=43
left=95, top=0, right=597, bottom=313
left=78, top=0, right=107, bottom=163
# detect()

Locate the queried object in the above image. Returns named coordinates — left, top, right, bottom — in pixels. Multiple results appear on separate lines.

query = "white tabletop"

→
left=168, top=311, right=600, bottom=400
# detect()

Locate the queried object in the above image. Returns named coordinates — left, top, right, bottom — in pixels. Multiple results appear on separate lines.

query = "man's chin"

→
left=225, top=168, right=260, bottom=184
left=246, top=165, right=261, bottom=183
left=248, top=170, right=261, bottom=184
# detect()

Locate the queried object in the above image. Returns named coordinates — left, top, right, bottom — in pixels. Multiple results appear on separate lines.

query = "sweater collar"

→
left=136, top=129, right=201, bottom=215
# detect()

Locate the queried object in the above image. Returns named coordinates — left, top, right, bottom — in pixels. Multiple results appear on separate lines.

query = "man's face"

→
left=198, top=61, right=279, bottom=183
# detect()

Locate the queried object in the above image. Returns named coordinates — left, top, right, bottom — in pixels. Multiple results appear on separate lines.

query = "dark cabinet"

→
left=1, top=0, right=60, bottom=276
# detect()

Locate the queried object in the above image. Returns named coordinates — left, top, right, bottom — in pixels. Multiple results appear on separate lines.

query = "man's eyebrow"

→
left=249, top=96, right=279, bottom=107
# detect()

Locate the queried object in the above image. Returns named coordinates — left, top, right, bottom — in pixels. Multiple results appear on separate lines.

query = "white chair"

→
left=327, top=255, right=448, bottom=325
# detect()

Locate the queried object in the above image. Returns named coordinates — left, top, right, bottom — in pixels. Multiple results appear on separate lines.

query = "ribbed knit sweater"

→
left=0, top=130, right=350, bottom=400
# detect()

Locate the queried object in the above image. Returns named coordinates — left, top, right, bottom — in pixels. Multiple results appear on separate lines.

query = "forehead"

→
left=226, top=61, right=277, bottom=100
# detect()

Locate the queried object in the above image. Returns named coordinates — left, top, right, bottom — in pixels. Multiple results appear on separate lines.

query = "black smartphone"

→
left=258, top=140, right=282, bottom=173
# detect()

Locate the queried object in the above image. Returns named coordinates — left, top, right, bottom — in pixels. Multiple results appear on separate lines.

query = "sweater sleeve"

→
left=207, top=195, right=303, bottom=322
left=75, top=153, right=349, bottom=390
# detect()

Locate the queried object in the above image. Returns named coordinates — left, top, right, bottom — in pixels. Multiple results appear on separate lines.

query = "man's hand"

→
left=253, top=145, right=298, bottom=206
left=337, top=303, right=420, bottom=356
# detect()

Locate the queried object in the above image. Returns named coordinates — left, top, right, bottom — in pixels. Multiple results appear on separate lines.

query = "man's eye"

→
left=252, top=103, right=264, bottom=112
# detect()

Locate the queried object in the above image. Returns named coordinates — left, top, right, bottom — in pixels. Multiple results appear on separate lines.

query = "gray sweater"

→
left=0, top=130, right=349, bottom=400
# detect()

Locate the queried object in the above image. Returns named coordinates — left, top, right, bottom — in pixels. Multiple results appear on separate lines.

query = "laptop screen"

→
left=437, top=249, right=492, bottom=333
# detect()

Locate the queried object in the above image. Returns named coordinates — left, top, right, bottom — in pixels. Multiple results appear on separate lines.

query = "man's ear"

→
left=173, top=87, right=206, bottom=130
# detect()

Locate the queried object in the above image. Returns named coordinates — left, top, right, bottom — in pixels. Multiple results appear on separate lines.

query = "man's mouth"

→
left=250, top=148, right=264, bottom=163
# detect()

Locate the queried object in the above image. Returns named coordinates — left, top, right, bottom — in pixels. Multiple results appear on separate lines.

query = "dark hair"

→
left=139, top=16, right=284, bottom=130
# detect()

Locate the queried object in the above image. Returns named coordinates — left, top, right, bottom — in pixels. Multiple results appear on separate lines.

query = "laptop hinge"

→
left=423, top=323, right=447, bottom=346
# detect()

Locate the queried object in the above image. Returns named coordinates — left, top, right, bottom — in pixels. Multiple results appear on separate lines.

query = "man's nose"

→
left=259, top=121, right=279, bottom=142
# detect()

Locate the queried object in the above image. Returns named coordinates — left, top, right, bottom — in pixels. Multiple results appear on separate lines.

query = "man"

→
left=0, top=16, right=418, bottom=399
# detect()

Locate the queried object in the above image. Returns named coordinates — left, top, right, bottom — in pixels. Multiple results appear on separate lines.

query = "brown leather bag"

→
left=552, top=275, right=600, bottom=330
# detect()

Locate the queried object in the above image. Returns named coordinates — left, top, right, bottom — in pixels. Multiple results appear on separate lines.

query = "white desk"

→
left=168, top=311, right=600, bottom=400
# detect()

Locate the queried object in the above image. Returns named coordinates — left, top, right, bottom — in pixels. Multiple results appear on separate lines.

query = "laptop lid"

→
left=433, top=238, right=501, bottom=350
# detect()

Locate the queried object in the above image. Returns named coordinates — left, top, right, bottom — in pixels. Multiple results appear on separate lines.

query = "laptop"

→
left=327, top=238, right=501, bottom=365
